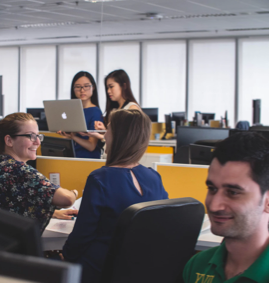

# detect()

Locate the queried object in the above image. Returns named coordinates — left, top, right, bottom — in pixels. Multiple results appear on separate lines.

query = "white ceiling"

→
left=1, top=0, right=269, bottom=46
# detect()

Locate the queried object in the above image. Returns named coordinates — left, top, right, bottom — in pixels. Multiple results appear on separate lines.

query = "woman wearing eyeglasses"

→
left=0, top=112, right=78, bottom=233
left=58, top=71, right=103, bottom=159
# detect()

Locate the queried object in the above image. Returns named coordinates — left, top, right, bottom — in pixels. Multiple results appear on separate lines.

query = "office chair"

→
left=100, top=197, right=205, bottom=283
left=235, top=121, right=250, bottom=130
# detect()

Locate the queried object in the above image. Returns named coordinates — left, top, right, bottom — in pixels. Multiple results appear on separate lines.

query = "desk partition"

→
left=36, top=154, right=173, bottom=198
left=154, top=162, right=208, bottom=208
left=36, top=156, right=105, bottom=198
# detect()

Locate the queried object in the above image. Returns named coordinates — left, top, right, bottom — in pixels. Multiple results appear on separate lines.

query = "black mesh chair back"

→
left=100, top=197, right=205, bottom=283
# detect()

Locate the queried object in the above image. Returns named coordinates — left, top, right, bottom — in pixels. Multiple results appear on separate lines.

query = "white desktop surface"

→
left=149, top=140, right=176, bottom=147
left=42, top=214, right=223, bottom=251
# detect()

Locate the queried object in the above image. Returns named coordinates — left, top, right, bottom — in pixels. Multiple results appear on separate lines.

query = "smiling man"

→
left=183, top=132, right=269, bottom=283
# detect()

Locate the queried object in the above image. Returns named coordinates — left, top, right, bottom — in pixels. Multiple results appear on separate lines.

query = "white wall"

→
left=1, top=37, right=268, bottom=127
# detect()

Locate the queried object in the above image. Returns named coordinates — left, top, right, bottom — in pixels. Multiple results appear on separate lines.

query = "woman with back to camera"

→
left=94, top=69, right=140, bottom=133
left=58, top=71, right=103, bottom=158
left=62, top=109, right=168, bottom=283
left=0, top=113, right=79, bottom=233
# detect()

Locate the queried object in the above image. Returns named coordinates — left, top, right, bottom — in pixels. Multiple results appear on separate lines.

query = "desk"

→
left=146, top=140, right=176, bottom=162
left=148, top=140, right=176, bottom=147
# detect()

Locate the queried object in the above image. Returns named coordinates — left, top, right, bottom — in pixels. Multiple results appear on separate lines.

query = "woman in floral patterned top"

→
left=0, top=112, right=78, bottom=233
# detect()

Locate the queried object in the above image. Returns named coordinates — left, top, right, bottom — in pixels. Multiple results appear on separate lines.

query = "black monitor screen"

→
left=0, top=251, right=81, bottom=283
left=247, top=129, right=269, bottom=141
left=189, top=144, right=215, bottom=165
left=201, top=113, right=215, bottom=124
left=41, top=136, right=75, bottom=158
left=165, top=114, right=172, bottom=134
left=171, top=112, right=185, bottom=131
left=27, top=108, right=45, bottom=120
left=141, top=108, right=158, bottom=122
left=0, top=209, right=42, bottom=257
left=229, top=129, right=246, bottom=136
left=174, top=127, right=229, bottom=163
left=177, top=126, right=229, bottom=148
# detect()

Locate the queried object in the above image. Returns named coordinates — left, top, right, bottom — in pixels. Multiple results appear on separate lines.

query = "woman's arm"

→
left=72, top=135, right=98, bottom=152
left=58, top=132, right=98, bottom=152
left=53, top=209, right=78, bottom=220
left=62, top=175, right=104, bottom=262
left=52, top=188, right=78, bottom=208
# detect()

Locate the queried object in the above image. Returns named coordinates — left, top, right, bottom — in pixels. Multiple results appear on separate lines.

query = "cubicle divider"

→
left=36, top=156, right=106, bottom=198
left=36, top=155, right=173, bottom=199
left=145, top=146, right=174, bottom=154
left=153, top=162, right=209, bottom=208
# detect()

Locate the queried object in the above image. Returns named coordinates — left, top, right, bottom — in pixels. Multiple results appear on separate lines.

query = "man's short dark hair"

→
left=212, top=132, right=269, bottom=195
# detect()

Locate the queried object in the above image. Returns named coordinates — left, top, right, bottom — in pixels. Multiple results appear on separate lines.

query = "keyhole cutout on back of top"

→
left=130, top=170, right=143, bottom=196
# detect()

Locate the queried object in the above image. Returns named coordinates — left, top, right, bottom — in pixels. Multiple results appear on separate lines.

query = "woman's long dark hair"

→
left=104, top=69, right=138, bottom=126
left=71, top=71, right=100, bottom=108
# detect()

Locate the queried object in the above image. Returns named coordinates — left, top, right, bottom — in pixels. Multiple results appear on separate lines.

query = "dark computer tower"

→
left=252, top=99, right=261, bottom=125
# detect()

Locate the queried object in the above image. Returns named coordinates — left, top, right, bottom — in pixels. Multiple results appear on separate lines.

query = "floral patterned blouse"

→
left=0, top=154, right=59, bottom=234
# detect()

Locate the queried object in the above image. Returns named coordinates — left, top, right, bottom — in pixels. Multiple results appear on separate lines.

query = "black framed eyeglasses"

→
left=74, top=85, right=92, bottom=91
left=11, top=133, right=44, bottom=142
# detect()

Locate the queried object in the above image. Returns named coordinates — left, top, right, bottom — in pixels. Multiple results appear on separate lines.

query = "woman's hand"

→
left=77, top=132, right=104, bottom=140
left=57, top=131, right=75, bottom=139
left=53, top=209, right=78, bottom=220
left=94, top=121, right=106, bottom=130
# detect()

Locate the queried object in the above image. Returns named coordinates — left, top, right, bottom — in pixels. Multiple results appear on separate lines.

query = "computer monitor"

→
left=41, top=136, right=76, bottom=158
left=0, top=209, right=42, bottom=257
left=0, top=75, right=3, bottom=117
left=252, top=99, right=261, bottom=125
left=189, top=144, right=215, bottom=165
left=141, top=108, right=158, bottom=122
left=174, top=126, right=229, bottom=163
left=201, top=113, right=215, bottom=124
left=0, top=251, right=81, bottom=283
left=229, top=129, right=246, bottom=136
left=171, top=112, right=185, bottom=132
left=27, top=108, right=48, bottom=130
left=248, top=129, right=269, bottom=141
left=230, top=128, right=269, bottom=143
left=250, top=126, right=269, bottom=131
left=27, top=108, right=46, bottom=120
left=162, top=114, right=172, bottom=140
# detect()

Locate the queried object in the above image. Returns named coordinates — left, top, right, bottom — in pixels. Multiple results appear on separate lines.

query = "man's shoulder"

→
left=187, top=245, right=220, bottom=267
left=183, top=245, right=222, bottom=283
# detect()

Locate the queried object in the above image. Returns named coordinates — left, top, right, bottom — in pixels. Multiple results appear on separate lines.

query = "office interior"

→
left=1, top=0, right=269, bottom=282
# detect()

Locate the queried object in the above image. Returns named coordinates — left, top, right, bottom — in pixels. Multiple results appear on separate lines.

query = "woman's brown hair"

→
left=0, top=112, right=36, bottom=153
left=106, top=109, right=151, bottom=167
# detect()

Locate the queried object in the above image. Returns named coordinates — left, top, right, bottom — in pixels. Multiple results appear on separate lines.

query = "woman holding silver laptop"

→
left=57, top=71, right=103, bottom=159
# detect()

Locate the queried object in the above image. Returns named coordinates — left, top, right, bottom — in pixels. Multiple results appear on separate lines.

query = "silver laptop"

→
left=43, top=99, right=106, bottom=133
